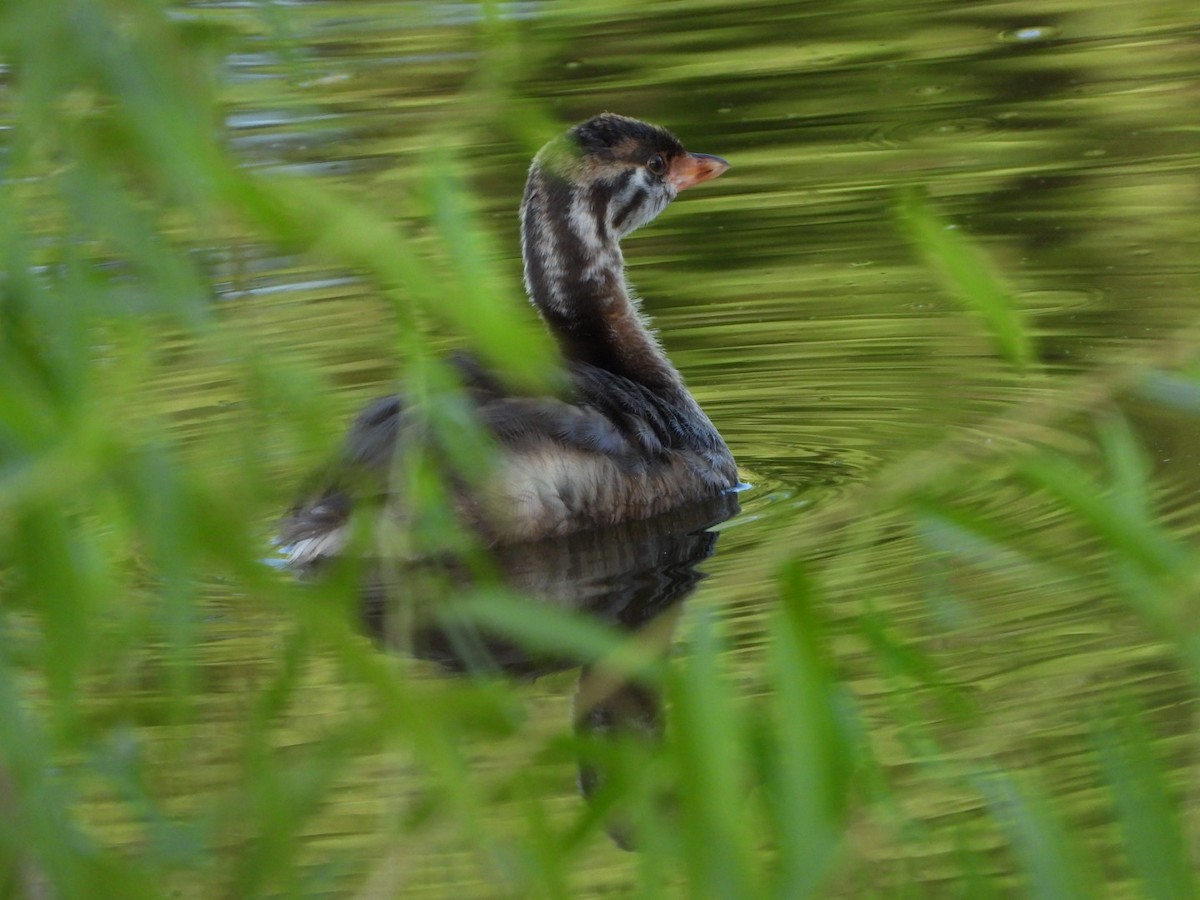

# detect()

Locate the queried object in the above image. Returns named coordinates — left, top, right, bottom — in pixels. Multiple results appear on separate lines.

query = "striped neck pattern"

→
left=520, top=164, right=680, bottom=391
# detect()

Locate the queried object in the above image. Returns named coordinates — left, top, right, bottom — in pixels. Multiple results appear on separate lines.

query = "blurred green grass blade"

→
left=513, top=773, right=573, bottom=900
left=38, top=0, right=227, bottom=212
left=442, top=590, right=665, bottom=680
left=1097, top=414, right=1153, bottom=524
left=896, top=188, right=1032, bottom=370
left=422, top=158, right=560, bottom=390
left=1017, top=446, right=1200, bottom=681
left=227, top=171, right=439, bottom=305
left=858, top=600, right=973, bottom=720
left=915, top=502, right=1067, bottom=585
left=0, top=655, right=160, bottom=900
left=228, top=737, right=351, bottom=899
left=89, top=730, right=208, bottom=871
left=1095, top=703, right=1196, bottom=900
left=0, top=656, right=87, bottom=900
left=284, top=593, right=515, bottom=885
left=117, top=445, right=201, bottom=719
left=950, top=822, right=1003, bottom=900
left=63, top=162, right=211, bottom=323
left=11, top=509, right=94, bottom=713
left=669, top=610, right=760, bottom=899
left=976, top=771, right=1094, bottom=900
left=1016, top=452, right=1189, bottom=582
left=764, top=561, right=852, bottom=898
left=229, top=169, right=557, bottom=392
left=0, top=206, right=83, bottom=417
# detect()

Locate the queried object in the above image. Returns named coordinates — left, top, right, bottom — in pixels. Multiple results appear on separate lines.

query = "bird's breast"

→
left=478, top=442, right=731, bottom=543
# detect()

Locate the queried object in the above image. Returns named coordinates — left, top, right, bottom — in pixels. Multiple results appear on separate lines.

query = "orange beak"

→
left=667, top=153, right=730, bottom=191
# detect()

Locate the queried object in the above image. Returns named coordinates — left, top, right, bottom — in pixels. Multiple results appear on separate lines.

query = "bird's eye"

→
left=646, top=154, right=667, bottom=177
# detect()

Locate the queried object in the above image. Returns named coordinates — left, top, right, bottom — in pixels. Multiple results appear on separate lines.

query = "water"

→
left=116, top=0, right=1200, bottom=894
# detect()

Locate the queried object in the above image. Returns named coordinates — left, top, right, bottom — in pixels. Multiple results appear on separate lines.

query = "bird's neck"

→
left=520, top=172, right=681, bottom=390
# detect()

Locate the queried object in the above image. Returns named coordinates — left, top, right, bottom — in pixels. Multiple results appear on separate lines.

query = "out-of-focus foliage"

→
left=1, top=1, right=1197, bottom=898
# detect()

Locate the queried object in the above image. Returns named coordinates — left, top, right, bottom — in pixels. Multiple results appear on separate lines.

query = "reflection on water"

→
left=360, top=494, right=739, bottom=674
left=359, top=493, right=740, bottom=849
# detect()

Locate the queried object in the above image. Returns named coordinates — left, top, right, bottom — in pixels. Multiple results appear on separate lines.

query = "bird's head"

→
left=529, top=113, right=729, bottom=240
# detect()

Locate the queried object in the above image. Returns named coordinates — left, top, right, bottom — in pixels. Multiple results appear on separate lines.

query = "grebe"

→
left=280, top=114, right=737, bottom=567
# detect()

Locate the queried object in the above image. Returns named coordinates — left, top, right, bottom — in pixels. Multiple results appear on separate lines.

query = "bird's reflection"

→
left=356, top=491, right=740, bottom=848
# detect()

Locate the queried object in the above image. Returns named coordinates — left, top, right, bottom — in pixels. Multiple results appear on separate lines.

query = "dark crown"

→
left=570, top=114, right=686, bottom=162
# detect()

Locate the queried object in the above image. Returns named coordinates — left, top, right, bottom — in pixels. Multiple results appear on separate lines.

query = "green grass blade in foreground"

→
left=0, top=653, right=161, bottom=900
left=914, top=500, right=1068, bottom=589
left=1095, top=701, right=1196, bottom=900
left=228, top=169, right=559, bottom=391
left=278, top=588, right=526, bottom=890
left=1015, top=421, right=1200, bottom=683
left=895, top=188, right=1032, bottom=370
left=441, top=590, right=665, bottom=675
left=668, top=609, right=760, bottom=899
left=1098, top=414, right=1155, bottom=529
left=976, top=771, right=1095, bottom=900
left=1016, top=451, right=1189, bottom=585
left=421, top=156, right=560, bottom=391
left=763, top=561, right=853, bottom=898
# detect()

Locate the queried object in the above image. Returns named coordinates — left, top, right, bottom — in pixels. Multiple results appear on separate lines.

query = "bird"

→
left=279, top=113, right=738, bottom=567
